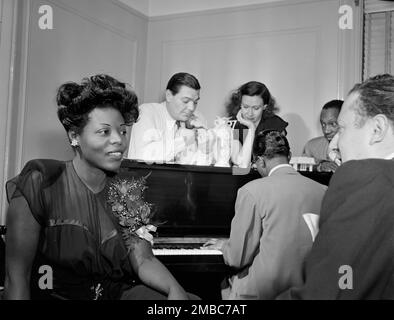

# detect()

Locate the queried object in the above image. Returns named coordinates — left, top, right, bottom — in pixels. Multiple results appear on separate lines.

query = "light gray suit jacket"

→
left=222, top=165, right=327, bottom=299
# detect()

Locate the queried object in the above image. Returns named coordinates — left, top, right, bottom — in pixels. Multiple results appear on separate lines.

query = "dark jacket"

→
left=278, top=159, right=394, bottom=299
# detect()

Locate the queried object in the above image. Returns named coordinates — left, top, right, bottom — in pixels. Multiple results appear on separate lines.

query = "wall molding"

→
left=49, top=0, right=141, bottom=42
left=159, top=25, right=322, bottom=91
left=47, top=0, right=140, bottom=87
left=0, top=0, right=3, bottom=22
left=0, top=0, right=18, bottom=224
left=110, top=0, right=149, bottom=20
left=16, top=0, right=139, bottom=173
left=149, top=0, right=335, bottom=21
left=15, top=0, right=31, bottom=180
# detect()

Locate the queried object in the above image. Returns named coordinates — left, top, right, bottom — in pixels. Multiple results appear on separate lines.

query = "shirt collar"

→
left=162, top=101, right=177, bottom=128
left=268, top=164, right=293, bottom=176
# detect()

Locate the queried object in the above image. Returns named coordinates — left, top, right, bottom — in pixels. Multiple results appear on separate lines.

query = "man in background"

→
left=278, top=74, right=394, bottom=299
left=303, top=100, right=343, bottom=172
left=127, top=72, right=207, bottom=163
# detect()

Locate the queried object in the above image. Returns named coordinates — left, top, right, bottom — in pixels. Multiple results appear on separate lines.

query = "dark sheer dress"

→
left=6, top=159, right=138, bottom=300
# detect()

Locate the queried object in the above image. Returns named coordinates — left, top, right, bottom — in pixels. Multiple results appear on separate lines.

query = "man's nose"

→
left=186, top=101, right=195, bottom=111
left=323, top=126, right=331, bottom=134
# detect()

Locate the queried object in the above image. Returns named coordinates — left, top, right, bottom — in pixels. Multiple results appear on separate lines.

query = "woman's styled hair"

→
left=226, top=81, right=279, bottom=119
left=253, top=130, right=290, bottom=160
left=56, top=74, right=139, bottom=134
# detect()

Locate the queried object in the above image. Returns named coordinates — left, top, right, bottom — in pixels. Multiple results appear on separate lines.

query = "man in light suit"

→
left=205, top=130, right=327, bottom=299
left=278, top=74, right=394, bottom=299
left=127, top=72, right=207, bottom=163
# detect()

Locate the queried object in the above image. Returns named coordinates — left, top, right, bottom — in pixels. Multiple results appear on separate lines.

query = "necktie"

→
left=174, top=121, right=182, bottom=162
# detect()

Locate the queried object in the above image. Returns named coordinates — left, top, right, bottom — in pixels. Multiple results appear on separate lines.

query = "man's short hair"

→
left=253, top=130, right=290, bottom=160
left=349, top=73, right=394, bottom=127
left=322, top=99, right=343, bottom=113
left=166, top=72, right=201, bottom=95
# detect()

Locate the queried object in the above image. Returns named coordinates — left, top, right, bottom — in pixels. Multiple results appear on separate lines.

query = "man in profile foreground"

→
left=278, top=74, right=394, bottom=299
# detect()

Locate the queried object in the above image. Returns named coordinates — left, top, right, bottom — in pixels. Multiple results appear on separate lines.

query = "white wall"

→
left=144, top=0, right=360, bottom=156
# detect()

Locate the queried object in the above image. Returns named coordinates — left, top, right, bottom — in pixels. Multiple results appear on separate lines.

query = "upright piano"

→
left=119, top=160, right=332, bottom=299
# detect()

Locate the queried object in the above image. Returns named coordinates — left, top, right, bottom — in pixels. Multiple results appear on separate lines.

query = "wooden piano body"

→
left=119, top=160, right=332, bottom=299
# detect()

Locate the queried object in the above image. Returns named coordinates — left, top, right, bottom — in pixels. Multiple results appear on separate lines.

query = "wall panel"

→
left=17, top=0, right=148, bottom=170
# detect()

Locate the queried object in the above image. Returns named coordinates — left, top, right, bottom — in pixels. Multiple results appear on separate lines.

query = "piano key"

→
left=153, top=248, right=222, bottom=256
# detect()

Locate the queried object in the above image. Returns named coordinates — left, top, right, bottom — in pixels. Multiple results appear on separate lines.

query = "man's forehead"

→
left=176, top=86, right=200, bottom=98
left=320, top=108, right=339, bottom=121
left=343, top=92, right=359, bottom=110
left=338, top=93, right=359, bottom=122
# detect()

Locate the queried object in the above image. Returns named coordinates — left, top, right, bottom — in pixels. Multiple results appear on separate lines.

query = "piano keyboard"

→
left=153, top=248, right=222, bottom=256
left=152, top=237, right=226, bottom=256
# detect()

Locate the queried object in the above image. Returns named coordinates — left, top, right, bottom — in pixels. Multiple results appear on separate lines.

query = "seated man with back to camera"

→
left=127, top=72, right=207, bottom=163
left=204, top=130, right=327, bottom=299
left=303, top=100, right=343, bottom=172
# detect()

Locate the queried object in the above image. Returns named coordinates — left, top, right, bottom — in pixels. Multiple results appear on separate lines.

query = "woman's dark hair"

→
left=253, top=130, right=290, bottom=160
left=226, top=81, right=279, bottom=119
left=56, top=74, right=139, bottom=134
left=166, top=72, right=201, bottom=95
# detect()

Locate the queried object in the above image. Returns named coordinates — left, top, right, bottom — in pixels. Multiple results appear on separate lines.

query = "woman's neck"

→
left=72, top=156, right=107, bottom=193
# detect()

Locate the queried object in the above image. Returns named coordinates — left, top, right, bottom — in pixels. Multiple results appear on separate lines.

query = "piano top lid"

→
left=121, top=159, right=255, bottom=175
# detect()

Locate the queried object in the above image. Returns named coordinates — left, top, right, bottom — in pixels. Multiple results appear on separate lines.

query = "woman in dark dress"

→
left=3, top=74, right=192, bottom=300
left=227, top=81, right=288, bottom=167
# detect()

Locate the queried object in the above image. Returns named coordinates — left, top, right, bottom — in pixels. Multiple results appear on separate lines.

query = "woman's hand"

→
left=236, top=110, right=255, bottom=130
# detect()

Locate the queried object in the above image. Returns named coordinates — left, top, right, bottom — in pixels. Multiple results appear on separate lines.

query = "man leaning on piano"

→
left=127, top=72, right=210, bottom=164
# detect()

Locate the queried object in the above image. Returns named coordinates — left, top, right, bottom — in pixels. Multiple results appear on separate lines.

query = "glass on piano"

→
left=212, top=117, right=235, bottom=167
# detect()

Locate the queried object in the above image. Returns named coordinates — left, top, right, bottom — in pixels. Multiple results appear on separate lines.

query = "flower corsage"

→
left=106, top=173, right=157, bottom=251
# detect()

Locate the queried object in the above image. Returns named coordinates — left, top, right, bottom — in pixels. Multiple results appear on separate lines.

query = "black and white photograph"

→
left=0, top=0, right=393, bottom=308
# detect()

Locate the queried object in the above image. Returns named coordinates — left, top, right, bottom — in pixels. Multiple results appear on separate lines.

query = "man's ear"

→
left=370, top=114, right=389, bottom=145
left=165, top=89, right=173, bottom=102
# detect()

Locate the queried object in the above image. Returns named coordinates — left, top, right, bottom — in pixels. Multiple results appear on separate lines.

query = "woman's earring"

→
left=71, top=139, right=79, bottom=147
